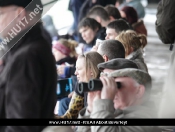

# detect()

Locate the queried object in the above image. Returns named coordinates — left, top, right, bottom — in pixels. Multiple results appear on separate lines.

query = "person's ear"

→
left=109, top=16, right=115, bottom=21
left=15, top=7, right=26, bottom=21
left=94, top=27, right=99, bottom=33
left=136, top=85, right=145, bottom=99
left=96, top=16, right=102, bottom=24
left=103, top=55, right=109, bottom=62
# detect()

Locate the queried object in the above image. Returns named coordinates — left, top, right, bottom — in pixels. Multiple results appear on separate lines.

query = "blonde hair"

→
left=78, top=51, right=104, bottom=81
left=58, top=39, right=78, bottom=57
left=115, top=30, right=147, bottom=56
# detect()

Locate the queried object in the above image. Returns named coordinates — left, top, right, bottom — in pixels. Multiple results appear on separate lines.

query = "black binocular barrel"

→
left=77, top=82, right=88, bottom=94
left=88, top=79, right=121, bottom=91
left=88, top=79, right=103, bottom=91
left=78, top=79, right=122, bottom=94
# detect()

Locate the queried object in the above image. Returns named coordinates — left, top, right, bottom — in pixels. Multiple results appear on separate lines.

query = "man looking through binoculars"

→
left=76, top=61, right=160, bottom=132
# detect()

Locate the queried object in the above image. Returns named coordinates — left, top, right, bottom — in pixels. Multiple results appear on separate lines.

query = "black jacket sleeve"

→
left=156, top=0, right=175, bottom=44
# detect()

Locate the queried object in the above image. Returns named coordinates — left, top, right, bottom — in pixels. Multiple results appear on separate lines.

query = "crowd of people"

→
left=0, top=0, right=174, bottom=132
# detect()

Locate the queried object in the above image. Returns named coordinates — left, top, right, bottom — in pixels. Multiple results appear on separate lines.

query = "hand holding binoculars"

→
left=78, top=79, right=121, bottom=94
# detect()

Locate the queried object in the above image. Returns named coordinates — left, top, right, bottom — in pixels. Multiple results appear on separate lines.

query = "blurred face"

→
left=52, top=48, right=66, bottom=62
left=105, top=28, right=118, bottom=40
left=79, top=26, right=97, bottom=44
left=74, top=57, right=91, bottom=82
left=0, top=6, right=19, bottom=38
left=113, top=77, right=139, bottom=109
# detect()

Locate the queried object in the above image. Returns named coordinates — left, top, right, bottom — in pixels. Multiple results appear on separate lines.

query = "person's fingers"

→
left=100, top=76, right=107, bottom=86
left=109, top=77, right=116, bottom=88
left=102, top=76, right=115, bottom=89
left=104, top=76, right=111, bottom=86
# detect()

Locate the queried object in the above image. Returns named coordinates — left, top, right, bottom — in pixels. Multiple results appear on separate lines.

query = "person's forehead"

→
left=106, top=28, right=116, bottom=33
left=76, top=58, right=85, bottom=68
left=0, top=5, right=17, bottom=11
left=76, top=57, right=85, bottom=64
left=79, top=26, right=89, bottom=32
left=0, top=6, right=8, bottom=11
left=114, top=76, right=136, bottom=83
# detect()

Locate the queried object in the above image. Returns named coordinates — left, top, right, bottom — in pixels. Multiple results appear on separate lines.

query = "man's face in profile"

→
left=105, top=28, right=118, bottom=40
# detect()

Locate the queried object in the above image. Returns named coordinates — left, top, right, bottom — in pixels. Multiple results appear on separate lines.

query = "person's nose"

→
left=105, top=35, right=109, bottom=40
left=74, top=70, right=78, bottom=75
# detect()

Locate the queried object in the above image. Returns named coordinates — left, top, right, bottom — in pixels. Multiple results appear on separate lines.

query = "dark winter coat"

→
left=156, top=0, right=175, bottom=44
left=0, top=22, right=57, bottom=132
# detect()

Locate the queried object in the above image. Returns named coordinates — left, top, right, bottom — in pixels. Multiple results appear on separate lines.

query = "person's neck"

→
left=101, top=20, right=110, bottom=27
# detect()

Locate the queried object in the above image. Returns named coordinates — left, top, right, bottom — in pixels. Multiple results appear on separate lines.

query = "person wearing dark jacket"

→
left=67, top=0, right=86, bottom=41
left=0, top=0, right=57, bottom=132
left=78, top=0, right=116, bottom=23
left=78, top=17, right=106, bottom=53
left=156, top=1, right=175, bottom=132
left=78, top=1, right=115, bottom=43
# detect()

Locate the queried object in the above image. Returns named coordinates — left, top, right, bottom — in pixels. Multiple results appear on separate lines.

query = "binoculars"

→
left=78, top=79, right=121, bottom=94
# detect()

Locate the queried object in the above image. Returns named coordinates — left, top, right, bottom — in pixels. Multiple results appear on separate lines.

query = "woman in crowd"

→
left=115, top=30, right=148, bottom=72
left=52, top=38, right=78, bottom=79
left=53, top=39, right=78, bottom=116
left=120, top=6, right=147, bottom=36
left=57, top=51, right=104, bottom=119
left=78, top=17, right=106, bottom=53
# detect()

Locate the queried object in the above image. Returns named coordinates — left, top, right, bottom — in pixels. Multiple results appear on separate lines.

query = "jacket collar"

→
left=126, top=48, right=144, bottom=60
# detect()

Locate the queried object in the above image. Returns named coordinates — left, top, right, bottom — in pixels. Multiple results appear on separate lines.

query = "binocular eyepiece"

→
left=78, top=79, right=121, bottom=94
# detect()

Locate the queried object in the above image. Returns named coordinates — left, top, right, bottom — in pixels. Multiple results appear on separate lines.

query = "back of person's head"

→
left=104, top=4, right=121, bottom=20
left=107, top=19, right=131, bottom=34
left=78, top=17, right=101, bottom=31
left=98, top=40, right=125, bottom=60
left=78, top=51, right=104, bottom=79
left=87, top=5, right=110, bottom=22
left=116, top=30, right=147, bottom=56
left=121, top=6, right=138, bottom=25
left=54, top=39, right=78, bottom=57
